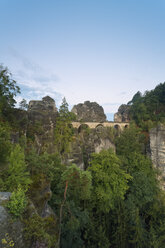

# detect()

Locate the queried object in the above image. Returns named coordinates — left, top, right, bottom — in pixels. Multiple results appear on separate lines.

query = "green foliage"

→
left=1, top=233, right=14, bottom=248
left=107, top=126, right=118, bottom=142
left=83, top=222, right=110, bottom=248
left=26, top=148, right=60, bottom=180
left=0, top=65, right=20, bottom=119
left=26, top=121, right=44, bottom=142
left=88, top=149, right=131, bottom=212
left=19, top=98, right=28, bottom=110
left=116, top=125, right=159, bottom=210
left=7, top=185, right=27, bottom=218
left=60, top=204, right=89, bottom=248
left=115, top=123, right=145, bottom=158
left=54, top=97, right=75, bottom=156
left=128, top=83, right=165, bottom=128
left=50, top=163, right=92, bottom=206
left=24, top=214, right=57, bottom=248
left=0, top=123, right=11, bottom=166
left=128, top=91, right=142, bottom=105
left=61, top=164, right=92, bottom=201
left=128, top=170, right=156, bottom=208
left=83, top=147, right=133, bottom=248
left=129, top=208, right=148, bottom=248
left=5, top=144, right=31, bottom=191
left=50, top=164, right=92, bottom=248
left=113, top=122, right=163, bottom=248
left=147, top=192, right=165, bottom=248
left=0, top=69, right=165, bottom=247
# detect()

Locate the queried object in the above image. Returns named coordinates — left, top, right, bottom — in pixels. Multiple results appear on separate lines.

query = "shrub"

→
left=7, top=185, right=27, bottom=218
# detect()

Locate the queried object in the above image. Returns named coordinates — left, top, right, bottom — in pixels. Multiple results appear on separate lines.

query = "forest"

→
left=0, top=64, right=165, bottom=248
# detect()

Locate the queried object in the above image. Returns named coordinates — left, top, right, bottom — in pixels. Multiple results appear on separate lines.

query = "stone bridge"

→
left=71, top=121, right=129, bottom=131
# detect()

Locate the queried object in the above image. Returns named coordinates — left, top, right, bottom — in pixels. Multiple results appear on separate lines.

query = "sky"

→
left=1, top=0, right=165, bottom=120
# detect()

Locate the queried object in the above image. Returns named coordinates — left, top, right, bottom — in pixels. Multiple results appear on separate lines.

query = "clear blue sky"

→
left=1, top=0, right=165, bottom=120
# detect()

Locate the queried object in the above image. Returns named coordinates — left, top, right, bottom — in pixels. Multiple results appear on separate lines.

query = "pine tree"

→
left=54, top=98, right=75, bottom=156
left=5, top=144, right=31, bottom=191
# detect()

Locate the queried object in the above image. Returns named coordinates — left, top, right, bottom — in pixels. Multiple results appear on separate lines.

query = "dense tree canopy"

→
left=128, top=83, right=165, bottom=129
left=54, top=97, right=75, bottom=156
left=0, top=65, right=165, bottom=248
left=0, top=65, right=20, bottom=118
left=88, top=149, right=131, bottom=212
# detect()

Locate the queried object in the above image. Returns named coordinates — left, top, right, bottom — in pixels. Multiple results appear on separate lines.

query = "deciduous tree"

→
left=0, top=65, right=20, bottom=117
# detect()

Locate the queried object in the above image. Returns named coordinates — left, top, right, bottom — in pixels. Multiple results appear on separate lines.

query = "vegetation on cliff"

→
left=0, top=65, right=20, bottom=122
left=0, top=66, right=165, bottom=247
left=54, top=97, right=75, bottom=157
left=128, top=82, right=165, bottom=129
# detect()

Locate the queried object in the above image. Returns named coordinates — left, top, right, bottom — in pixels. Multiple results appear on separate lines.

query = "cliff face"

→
left=28, top=96, right=58, bottom=123
left=25, top=97, right=114, bottom=168
left=149, top=124, right=165, bottom=176
left=27, top=96, right=58, bottom=153
left=0, top=193, right=25, bottom=248
left=0, top=185, right=55, bottom=248
left=2, top=97, right=116, bottom=247
left=66, top=127, right=115, bottom=170
left=71, top=101, right=107, bottom=122
left=14, top=97, right=114, bottom=167
left=65, top=101, right=115, bottom=169
left=28, top=96, right=57, bottom=113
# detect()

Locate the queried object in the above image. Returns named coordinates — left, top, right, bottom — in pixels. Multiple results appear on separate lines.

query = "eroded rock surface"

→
left=66, top=127, right=115, bottom=169
left=71, top=101, right=106, bottom=122
left=0, top=192, right=25, bottom=248
left=149, top=124, right=165, bottom=175
left=114, top=104, right=130, bottom=122
left=28, top=176, right=53, bottom=217
left=28, top=96, right=58, bottom=124
left=27, top=96, right=58, bottom=153
left=28, top=96, right=57, bottom=113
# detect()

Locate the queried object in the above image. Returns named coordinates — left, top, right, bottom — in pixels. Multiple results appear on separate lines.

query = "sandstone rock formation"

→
left=28, top=175, right=54, bottom=218
left=66, top=127, right=115, bottom=170
left=28, top=96, right=57, bottom=112
left=71, top=101, right=106, bottom=122
left=27, top=96, right=58, bottom=153
left=149, top=124, right=165, bottom=175
left=114, top=104, right=130, bottom=122
left=0, top=188, right=55, bottom=248
left=27, top=97, right=115, bottom=169
left=28, top=96, right=58, bottom=122
left=0, top=192, right=25, bottom=248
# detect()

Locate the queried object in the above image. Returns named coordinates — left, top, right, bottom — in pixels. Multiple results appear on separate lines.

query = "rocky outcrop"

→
left=28, top=96, right=58, bottom=123
left=27, top=97, right=115, bottom=168
left=0, top=187, right=56, bottom=248
left=149, top=124, right=165, bottom=175
left=71, top=101, right=106, bottom=122
left=28, top=96, right=57, bottom=113
left=27, top=96, right=58, bottom=153
left=114, top=104, right=130, bottom=122
left=66, top=127, right=115, bottom=170
left=0, top=192, right=25, bottom=248
left=28, top=176, right=54, bottom=218
left=9, top=96, right=58, bottom=153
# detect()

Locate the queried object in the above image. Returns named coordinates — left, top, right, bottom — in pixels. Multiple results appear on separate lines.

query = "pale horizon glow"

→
left=1, top=0, right=165, bottom=120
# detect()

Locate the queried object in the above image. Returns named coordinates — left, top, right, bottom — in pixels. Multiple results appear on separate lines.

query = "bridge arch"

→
left=71, top=121, right=129, bottom=131
left=68, top=123, right=73, bottom=128
left=95, top=124, right=104, bottom=132
left=114, top=124, right=121, bottom=131
left=78, top=124, right=90, bottom=133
